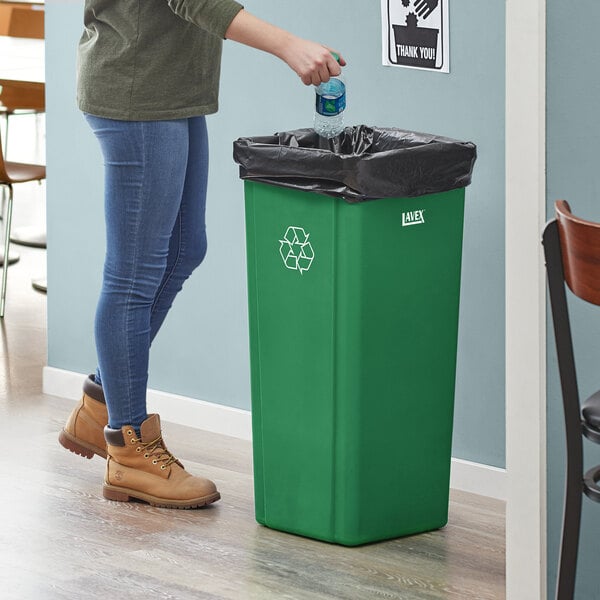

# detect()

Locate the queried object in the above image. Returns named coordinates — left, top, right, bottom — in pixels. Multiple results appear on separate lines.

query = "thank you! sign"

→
left=382, top=0, right=449, bottom=73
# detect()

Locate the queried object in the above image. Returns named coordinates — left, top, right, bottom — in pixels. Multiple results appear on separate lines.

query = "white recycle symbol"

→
left=279, top=226, right=315, bottom=274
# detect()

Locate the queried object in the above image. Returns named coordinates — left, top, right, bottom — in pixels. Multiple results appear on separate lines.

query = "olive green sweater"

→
left=77, top=0, right=244, bottom=121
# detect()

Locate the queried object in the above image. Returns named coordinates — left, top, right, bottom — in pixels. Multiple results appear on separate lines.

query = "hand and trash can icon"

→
left=234, top=126, right=476, bottom=545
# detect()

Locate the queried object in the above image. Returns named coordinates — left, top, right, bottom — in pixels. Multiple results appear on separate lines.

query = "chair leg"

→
left=1, top=112, right=7, bottom=157
left=556, top=475, right=582, bottom=600
left=1, top=185, right=14, bottom=318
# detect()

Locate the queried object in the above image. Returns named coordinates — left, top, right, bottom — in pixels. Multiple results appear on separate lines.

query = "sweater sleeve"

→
left=166, top=0, right=244, bottom=39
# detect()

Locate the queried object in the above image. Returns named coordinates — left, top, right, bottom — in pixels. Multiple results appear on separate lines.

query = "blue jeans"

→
left=84, top=115, right=209, bottom=432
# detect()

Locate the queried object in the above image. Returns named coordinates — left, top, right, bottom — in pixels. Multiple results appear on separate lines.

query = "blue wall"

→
left=46, top=0, right=505, bottom=468
left=547, top=1, right=600, bottom=597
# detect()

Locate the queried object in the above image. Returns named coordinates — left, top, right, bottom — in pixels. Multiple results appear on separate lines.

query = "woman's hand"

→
left=279, top=38, right=346, bottom=86
left=225, top=10, right=346, bottom=86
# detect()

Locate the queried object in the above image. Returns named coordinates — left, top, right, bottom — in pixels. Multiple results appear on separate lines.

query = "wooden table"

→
left=0, top=34, right=44, bottom=265
left=0, top=34, right=44, bottom=92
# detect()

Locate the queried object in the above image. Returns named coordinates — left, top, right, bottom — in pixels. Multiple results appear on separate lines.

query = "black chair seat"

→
left=582, top=389, right=600, bottom=430
left=584, top=464, right=600, bottom=503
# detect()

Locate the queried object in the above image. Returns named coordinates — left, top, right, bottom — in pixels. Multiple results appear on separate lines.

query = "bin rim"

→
left=233, top=125, right=477, bottom=203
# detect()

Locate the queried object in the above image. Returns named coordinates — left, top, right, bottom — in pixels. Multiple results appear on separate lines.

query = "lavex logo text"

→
left=402, top=209, right=425, bottom=227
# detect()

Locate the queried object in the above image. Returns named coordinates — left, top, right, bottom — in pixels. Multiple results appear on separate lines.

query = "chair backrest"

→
left=555, top=199, right=600, bottom=306
left=0, top=81, right=45, bottom=112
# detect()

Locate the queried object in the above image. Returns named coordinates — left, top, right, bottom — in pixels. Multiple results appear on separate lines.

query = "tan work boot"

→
left=103, top=414, right=220, bottom=509
left=58, top=374, right=108, bottom=459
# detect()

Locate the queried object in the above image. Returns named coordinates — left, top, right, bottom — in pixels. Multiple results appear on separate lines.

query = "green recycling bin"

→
left=234, top=127, right=476, bottom=546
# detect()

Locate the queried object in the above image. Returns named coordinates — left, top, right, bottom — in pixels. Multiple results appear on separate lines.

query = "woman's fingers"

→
left=287, top=40, right=345, bottom=86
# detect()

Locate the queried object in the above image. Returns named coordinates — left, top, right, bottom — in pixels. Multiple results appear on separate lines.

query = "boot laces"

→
left=140, top=435, right=178, bottom=467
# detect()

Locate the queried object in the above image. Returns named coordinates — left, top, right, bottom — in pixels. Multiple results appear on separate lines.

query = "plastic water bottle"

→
left=314, top=66, right=346, bottom=139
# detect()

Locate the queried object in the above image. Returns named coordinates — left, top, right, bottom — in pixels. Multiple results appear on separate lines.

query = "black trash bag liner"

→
left=233, top=125, right=477, bottom=203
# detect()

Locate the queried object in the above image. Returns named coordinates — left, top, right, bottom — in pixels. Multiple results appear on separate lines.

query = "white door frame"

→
left=505, top=1, right=547, bottom=598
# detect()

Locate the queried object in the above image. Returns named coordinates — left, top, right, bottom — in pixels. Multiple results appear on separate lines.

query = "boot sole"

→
left=58, top=429, right=107, bottom=460
left=103, top=483, right=221, bottom=509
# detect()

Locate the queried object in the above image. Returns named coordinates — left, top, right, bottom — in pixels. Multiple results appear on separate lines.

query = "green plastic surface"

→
left=245, top=181, right=466, bottom=545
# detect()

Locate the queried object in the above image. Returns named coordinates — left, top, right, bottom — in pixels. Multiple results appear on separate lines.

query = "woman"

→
left=58, top=0, right=345, bottom=509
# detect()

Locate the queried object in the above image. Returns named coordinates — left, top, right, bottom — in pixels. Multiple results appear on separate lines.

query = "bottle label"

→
left=315, top=91, right=346, bottom=116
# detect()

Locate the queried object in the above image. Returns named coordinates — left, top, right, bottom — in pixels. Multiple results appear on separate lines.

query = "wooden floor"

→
left=0, top=116, right=506, bottom=600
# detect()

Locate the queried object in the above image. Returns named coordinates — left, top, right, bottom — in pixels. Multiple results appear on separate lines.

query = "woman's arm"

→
left=225, top=9, right=346, bottom=86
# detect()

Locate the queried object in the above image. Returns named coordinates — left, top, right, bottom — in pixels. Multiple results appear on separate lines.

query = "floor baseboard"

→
left=43, top=366, right=506, bottom=501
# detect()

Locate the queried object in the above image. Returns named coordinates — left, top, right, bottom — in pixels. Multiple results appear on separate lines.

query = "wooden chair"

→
left=0, top=81, right=46, bottom=248
left=0, top=129, right=45, bottom=317
left=0, top=4, right=45, bottom=156
left=0, top=80, right=45, bottom=154
left=543, top=200, right=600, bottom=600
